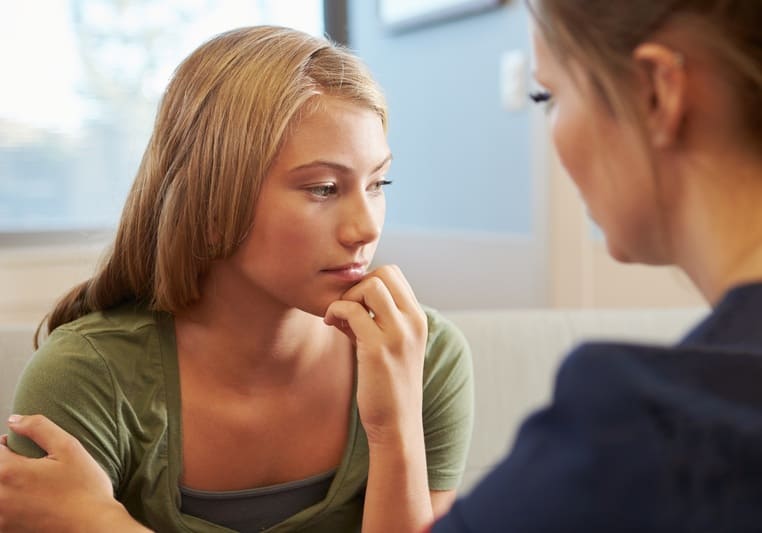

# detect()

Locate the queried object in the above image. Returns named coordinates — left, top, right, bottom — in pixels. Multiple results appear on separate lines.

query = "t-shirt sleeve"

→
left=432, top=343, right=670, bottom=532
left=8, top=327, right=125, bottom=489
left=422, top=308, right=475, bottom=491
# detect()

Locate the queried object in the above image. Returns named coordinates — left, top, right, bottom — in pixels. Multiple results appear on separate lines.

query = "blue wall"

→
left=348, top=1, right=533, bottom=234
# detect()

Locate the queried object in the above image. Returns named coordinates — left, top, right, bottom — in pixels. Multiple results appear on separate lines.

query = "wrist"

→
left=364, top=416, right=424, bottom=452
left=89, top=501, right=152, bottom=533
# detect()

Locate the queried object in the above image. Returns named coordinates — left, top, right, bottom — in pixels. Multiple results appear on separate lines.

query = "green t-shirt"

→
left=10, top=303, right=473, bottom=532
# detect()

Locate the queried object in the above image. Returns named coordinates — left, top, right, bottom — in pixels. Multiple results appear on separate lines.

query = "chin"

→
left=606, top=238, right=669, bottom=266
left=299, top=294, right=343, bottom=318
left=607, top=244, right=633, bottom=264
left=298, top=302, right=331, bottom=318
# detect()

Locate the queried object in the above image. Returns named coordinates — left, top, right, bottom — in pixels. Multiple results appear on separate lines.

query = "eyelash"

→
left=369, top=179, right=393, bottom=192
left=307, top=179, right=393, bottom=199
left=529, top=90, right=552, bottom=103
left=529, top=90, right=555, bottom=111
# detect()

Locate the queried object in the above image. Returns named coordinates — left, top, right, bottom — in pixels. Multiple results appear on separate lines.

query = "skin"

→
left=7, top=11, right=762, bottom=533
left=176, top=96, right=390, bottom=492
left=531, top=28, right=670, bottom=265
left=531, top=22, right=762, bottom=304
left=0, top=417, right=149, bottom=533
left=0, top=96, right=454, bottom=531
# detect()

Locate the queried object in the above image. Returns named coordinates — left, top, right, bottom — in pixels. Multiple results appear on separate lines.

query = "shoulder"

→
left=10, top=304, right=173, bottom=484
left=555, top=340, right=762, bottom=413
left=420, top=306, right=473, bottom=392
left=422, top=306, right=471, bottom=365
left=437, top=341, right=762, bottom=531
left=14, top=303, right=170, bottom=439
left=45, top=303, right=169, bottom=375
left=552, top=342, right=659, bottom=409
left=55, top=302, right=163, bottom=348
left=434, top=343, right=677, bottom=532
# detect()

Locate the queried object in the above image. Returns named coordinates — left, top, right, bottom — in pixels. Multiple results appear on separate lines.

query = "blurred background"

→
left=0, top=0, right=702, bottom=324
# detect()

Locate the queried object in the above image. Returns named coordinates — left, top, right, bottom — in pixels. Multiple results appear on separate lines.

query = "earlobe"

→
left=633, top=43, right=688, bottom=148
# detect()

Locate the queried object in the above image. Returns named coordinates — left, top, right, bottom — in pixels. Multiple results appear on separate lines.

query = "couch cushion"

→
left=0, top=324, right=37, bottom=419
left=443, top=307, right=707, bottom=492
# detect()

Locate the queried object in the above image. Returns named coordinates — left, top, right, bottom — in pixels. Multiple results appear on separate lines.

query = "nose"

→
left=338, top=193, right=383, bottom=247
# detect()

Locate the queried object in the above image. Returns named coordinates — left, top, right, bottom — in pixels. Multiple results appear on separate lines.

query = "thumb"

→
left=7, top=414, right=80, bottom=457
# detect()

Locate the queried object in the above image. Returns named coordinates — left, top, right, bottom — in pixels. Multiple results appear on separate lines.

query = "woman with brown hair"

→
left=433, top=0, right=762, bottom=531
left=0, top=25, right=473, bottom=532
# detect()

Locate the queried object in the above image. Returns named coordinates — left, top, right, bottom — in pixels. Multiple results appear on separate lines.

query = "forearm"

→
left=1, top=415, right=154, bottom=533
left=361, top=423, right=434, bottom=533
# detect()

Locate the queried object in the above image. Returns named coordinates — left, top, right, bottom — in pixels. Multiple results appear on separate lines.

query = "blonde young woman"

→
left=0, top=26, right=473, bottom=532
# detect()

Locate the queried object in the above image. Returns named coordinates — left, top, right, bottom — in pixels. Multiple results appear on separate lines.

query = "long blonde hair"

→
left=37, top=26, right=387, bottom=347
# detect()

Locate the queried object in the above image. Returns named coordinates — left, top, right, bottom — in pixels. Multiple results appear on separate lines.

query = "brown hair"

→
left=526, top=0, right=762, bottom=140
left=37, top=26, right=387, bottom=347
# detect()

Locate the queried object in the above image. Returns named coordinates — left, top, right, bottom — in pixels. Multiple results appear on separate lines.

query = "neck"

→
left=174, top=268, right=345, bottom=392
left=671, top=150, right=762, bottom=305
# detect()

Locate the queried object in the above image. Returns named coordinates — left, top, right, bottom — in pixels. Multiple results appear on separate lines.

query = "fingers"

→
left=326, top=264, right=427, bottom=346
left=0, top=432, right=22, bottom=469
left=7, top=414, right=81, bottom=458
left=324, top=299, right=378, bottom=340
left=342, top=265, right=420, bottom=317
left=326, top=271, right=401, bottom=336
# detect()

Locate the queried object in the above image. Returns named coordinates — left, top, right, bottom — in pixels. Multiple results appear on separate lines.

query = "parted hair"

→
left=526, top=0, right=762, bottom=142
left=37, top=25, right=387, bottom=347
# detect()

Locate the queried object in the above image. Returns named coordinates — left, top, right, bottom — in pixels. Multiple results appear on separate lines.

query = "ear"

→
left=632, top=43, right=688, bottom=148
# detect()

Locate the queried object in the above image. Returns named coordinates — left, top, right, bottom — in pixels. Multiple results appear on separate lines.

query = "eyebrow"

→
left=289, top=153, right=393, bottom=175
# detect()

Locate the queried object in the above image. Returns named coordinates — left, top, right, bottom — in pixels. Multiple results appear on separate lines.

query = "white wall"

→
left=0, top=244, right=105, bottom=324
left=373, top=230, right=548, bottom=310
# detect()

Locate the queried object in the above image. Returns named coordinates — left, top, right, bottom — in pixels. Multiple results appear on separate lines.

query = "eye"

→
left=529, top=90, right=552, bottom=103
left=529, top=90, right=555, bottom=112
left=307, top=183, right=337, bottom=199
left=368, top=178, right=393, bottom=194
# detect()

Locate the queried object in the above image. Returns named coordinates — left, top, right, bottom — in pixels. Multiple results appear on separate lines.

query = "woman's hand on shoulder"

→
left=0, top=414, right=152, bottom=533
left=324, top=264, right=428, bottom=443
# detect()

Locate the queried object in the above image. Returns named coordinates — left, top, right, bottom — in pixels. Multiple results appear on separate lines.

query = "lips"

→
left=321, top=262, right=368, bottom=282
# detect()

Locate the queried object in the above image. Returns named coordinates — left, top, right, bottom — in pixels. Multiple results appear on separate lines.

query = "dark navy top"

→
left=434, top=282, right=762, bottom=533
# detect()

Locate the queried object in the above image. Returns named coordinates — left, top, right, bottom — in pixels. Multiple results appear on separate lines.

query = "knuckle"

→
left=0, top=466, right=17, bottom=486
left=411, top=308, right=428, bottom=331
left=365, top=276, right=386, bottom=292
left=59, top=437, right=83, bottom=456
left=25, top=414, right=45, bottom=428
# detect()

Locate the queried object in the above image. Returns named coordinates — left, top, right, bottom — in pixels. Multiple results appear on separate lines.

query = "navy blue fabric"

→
left=434, top=283, right=762, bottom=533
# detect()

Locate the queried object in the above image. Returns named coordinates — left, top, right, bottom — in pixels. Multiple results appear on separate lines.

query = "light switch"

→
left=500, top=50, right=527, bottom=111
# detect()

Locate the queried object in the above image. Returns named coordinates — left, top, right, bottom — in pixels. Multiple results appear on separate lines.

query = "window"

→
left=0, top=0, right=324, bottom=236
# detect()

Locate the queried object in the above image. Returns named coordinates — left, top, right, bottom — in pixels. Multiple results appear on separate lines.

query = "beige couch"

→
left=443, top=307, right=706, bottom=491
left=0, top=307, right=706, bottom=493
left=1, top=323, right=36, bottom=426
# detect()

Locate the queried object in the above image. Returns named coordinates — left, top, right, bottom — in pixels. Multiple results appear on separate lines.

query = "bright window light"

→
left=0, top=0, right=324, bottom=233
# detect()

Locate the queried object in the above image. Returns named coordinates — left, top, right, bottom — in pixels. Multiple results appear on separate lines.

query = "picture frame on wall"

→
left=379, top=0, right=505, bottom=32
